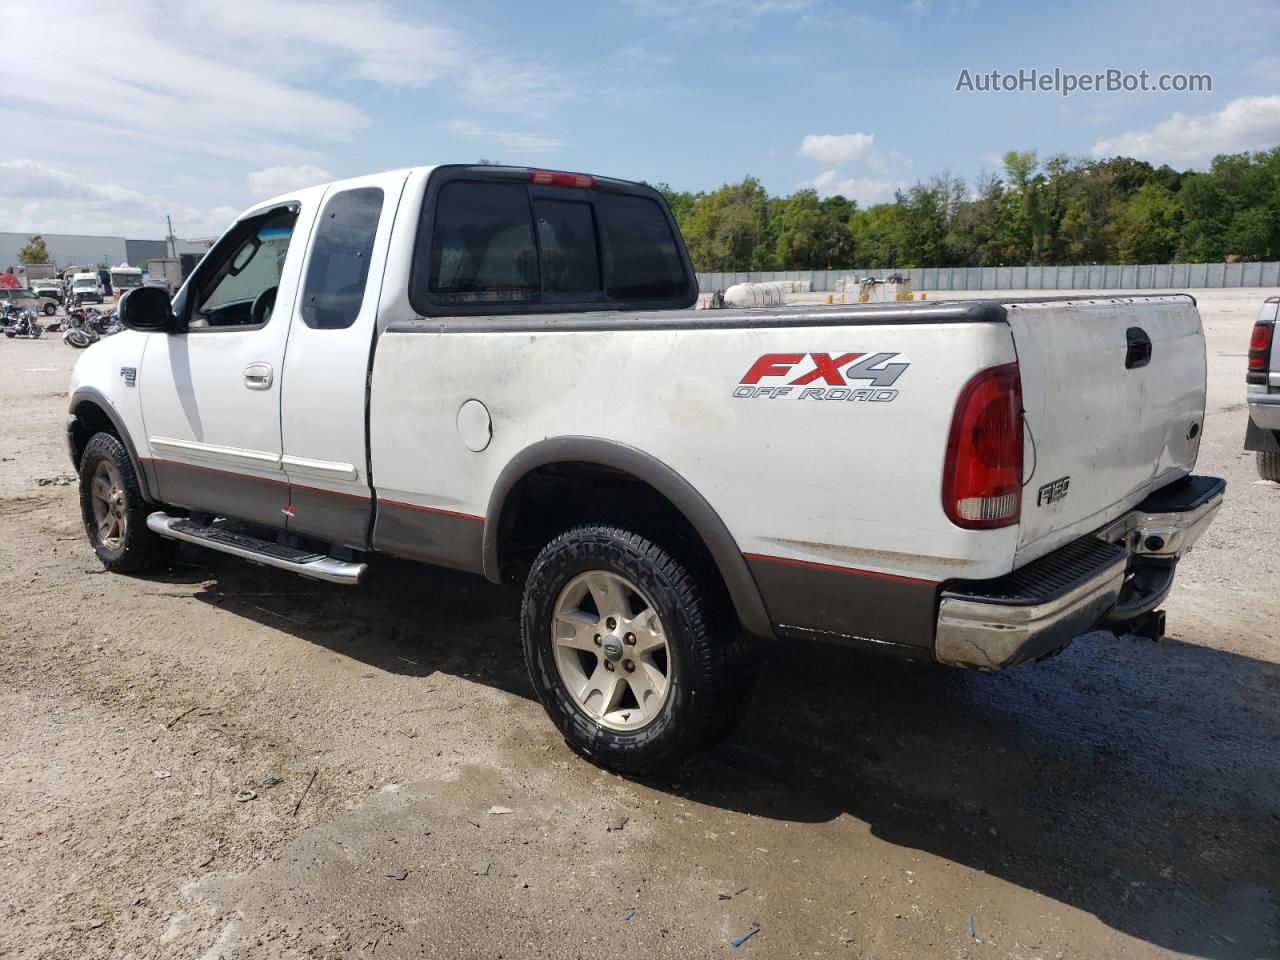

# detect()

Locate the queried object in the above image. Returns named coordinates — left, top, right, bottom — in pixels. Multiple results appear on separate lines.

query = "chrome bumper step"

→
left=147, top=512, right=366, bottom=585
left=934, top=474, right=1225, bottom=671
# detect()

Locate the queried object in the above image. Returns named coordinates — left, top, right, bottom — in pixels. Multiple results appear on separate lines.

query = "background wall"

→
left=696, top=261, right=1280, bottom=293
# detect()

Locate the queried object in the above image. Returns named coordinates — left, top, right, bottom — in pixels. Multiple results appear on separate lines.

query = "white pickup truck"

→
left=67, top=164, right=1224, bottom=772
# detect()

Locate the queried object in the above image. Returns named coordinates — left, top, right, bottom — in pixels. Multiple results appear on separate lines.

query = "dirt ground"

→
left=1, top=289, right=1276, bottom=960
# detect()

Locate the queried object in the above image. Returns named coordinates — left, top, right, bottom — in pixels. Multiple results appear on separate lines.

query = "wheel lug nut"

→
left=624, top=660, right=635, bottom=672
left=604, top=661, right=615, bottom=672
left=594, top=634, right=602, bottom=645
left=624, top=633, right=636, bottom=645
left=607, top=617, right=617, bottom=630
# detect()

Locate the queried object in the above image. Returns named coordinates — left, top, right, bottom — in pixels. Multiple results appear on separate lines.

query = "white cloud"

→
left=625, top=0, right=815, bottom=31
left=445, top=121, right=564, bottom=157
left=0, top=0, right=581, bottom=238
left=0, top=159, right=238, bottom=237
left=799, top=133, right=876, bottom=166
left=1091, top=95, right=1280, bottom=167
left=620, top=40, right=675, bottom=66
left=248, top=166, right=333, bottom=199
left=459, top=59, right=578, bottom=115
left=807, top=170, right=901, bottom=203
left=0, top=1, right=369, bottom=164
left=183, top=0, right=467, bottom=89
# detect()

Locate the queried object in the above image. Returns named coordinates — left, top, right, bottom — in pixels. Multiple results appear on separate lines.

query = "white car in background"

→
left=71, top=272, right=105, bottom=304
left=1245, top=295, right=1280, bottom=481
left=0, top=286, right=58, bottom=316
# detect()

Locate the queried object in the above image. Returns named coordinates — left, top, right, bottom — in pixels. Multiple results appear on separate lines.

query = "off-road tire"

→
left=522, top=524, right=756, bottom=774
left=1258, top=451, right=1280, bottom=483
left=78, top=432, right=168, bottom=573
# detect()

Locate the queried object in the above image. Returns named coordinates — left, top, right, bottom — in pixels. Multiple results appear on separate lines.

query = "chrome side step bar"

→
left=147, top=512, right=366, bottom=585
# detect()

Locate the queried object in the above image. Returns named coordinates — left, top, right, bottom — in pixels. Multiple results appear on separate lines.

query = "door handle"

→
left=243, top=362, right=273, bottom=390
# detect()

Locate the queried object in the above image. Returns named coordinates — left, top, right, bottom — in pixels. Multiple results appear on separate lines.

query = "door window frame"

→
left=174, top=202, right=300, bottom=335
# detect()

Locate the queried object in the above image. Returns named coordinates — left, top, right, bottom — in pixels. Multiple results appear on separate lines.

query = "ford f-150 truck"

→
left=66, top=164, right=1224, bottom=772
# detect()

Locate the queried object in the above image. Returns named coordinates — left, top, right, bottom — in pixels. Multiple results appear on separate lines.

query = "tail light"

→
left=529, top=169, right=594, bottom=189
left=1248, top=321, right=1272, bottom=384
left=943, top=363, right=1024, bottom=529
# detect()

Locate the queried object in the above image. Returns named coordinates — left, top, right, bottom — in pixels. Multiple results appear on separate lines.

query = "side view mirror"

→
left=119, top=286, right=176, bottom=333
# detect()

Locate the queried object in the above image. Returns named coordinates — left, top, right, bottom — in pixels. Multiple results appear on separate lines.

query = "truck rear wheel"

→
left=78, top=432, right=168, bottom=573
left=1259, top=451, right=1280, bottom=483
left=521, top=524, right=755, bottom=774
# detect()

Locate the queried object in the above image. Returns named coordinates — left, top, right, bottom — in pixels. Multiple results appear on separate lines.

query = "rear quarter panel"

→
left=369, top=319, right=1020, bottom=583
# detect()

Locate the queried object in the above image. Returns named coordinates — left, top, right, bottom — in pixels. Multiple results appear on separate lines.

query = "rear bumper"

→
left=935, top=475, right=1224, bottom=670
left=1247, top=394, right=1280, bottom=432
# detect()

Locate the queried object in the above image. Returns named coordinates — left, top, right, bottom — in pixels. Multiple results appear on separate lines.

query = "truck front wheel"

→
left=78, top=432, right=168, bottom=573
left=522, top=524, right=755, bottom=774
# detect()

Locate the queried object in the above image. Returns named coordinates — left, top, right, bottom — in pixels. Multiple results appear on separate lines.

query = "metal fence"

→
left=696, top=261, right=1280, bottom=293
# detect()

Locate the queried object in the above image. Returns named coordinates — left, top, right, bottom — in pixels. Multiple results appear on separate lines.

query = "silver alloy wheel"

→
left=551, top=570, right=672, bottom=732
left=90, top=459, right=128, bottom=550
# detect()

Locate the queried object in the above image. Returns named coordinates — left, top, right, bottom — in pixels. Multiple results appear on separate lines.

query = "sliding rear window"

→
left=412, top=175, right=692, bottom=314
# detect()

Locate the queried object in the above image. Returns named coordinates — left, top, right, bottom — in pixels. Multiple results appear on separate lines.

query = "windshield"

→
left=73, top=279, right=96, bottom=289
left=112, top=273, right=143, bottom=288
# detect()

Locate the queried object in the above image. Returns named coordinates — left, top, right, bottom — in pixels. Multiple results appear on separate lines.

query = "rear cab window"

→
left=301, top=187, right=384, bottom=329
left=410, top=167, right=695, bottom=316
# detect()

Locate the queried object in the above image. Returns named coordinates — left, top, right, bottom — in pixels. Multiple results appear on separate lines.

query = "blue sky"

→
left=1, top=0, right=1277, bottom=238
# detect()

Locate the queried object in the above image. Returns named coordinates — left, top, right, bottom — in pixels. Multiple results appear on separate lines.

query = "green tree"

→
left=17, top=235, right=50, bottom=264
left=654, top=145, right=1280, bottom=271
left=1111, top=183, right=1180, bottom=263
left=678, top=178, right=773, bottom=271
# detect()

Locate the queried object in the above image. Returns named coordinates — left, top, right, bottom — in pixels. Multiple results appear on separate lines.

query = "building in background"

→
left=0, top=231, right=212, bottom=273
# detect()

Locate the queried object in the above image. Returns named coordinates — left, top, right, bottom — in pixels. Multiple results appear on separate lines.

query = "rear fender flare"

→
left=483, top=437, right=774, bottom=639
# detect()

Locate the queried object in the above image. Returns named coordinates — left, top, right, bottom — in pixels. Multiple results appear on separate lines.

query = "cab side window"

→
left=300, top=188, right=384, bottom=330
left=189, top=209, right=298, bottom=330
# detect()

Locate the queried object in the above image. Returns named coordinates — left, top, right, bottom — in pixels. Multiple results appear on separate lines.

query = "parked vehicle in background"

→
left=68, top=163, right=1224, bottom=773
left=63, top=306, right=121, bottom=349
left=0, top=286, right=58, bottom=316
left=71, top=272, right=104, bottom=304
left=16, top=263, right=58, bottom=285
left=1245, top=296, right=1280, bottom=482
left=144, top=257, right=186, bottom=295
left=31, top=279, right=64, bottom=305
left=109, top=265, right=144, bottom=297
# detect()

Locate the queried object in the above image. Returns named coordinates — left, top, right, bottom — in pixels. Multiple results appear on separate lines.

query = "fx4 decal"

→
left=733, top=352, right=909, bottom=402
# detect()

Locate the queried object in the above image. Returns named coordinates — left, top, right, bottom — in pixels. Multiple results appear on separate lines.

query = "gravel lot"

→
left=1, top=289, right=1276, bottom=959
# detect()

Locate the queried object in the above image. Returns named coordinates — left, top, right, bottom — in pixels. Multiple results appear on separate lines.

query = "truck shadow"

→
left=182, top=550, right=1278, bottom=960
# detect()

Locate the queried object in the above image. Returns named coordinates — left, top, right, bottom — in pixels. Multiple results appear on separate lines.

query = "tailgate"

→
left=1006, top=295, right=1206, bottom=562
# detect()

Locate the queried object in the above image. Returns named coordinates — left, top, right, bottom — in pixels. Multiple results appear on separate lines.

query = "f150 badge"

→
left=1037, top=476, right=1070, bottom=507
left=733, top=352, right=908, bottom=402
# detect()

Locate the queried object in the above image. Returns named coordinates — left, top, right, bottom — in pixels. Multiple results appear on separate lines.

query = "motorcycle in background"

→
left=63, top=306, right=121, bottom=348
left=3, top=305, right=43, bottom=339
